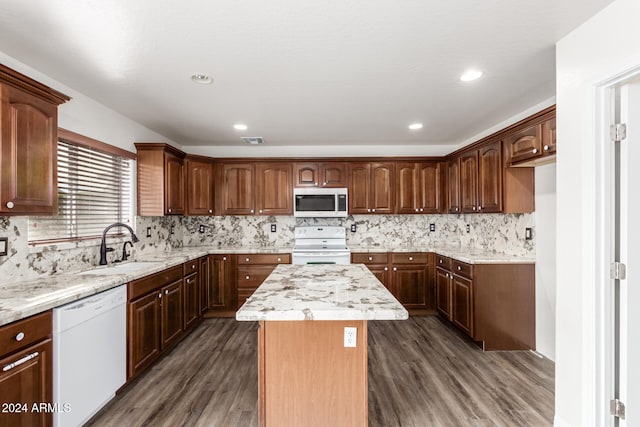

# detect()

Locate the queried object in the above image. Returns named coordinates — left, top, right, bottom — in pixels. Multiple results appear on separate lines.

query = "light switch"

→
left=0, top=237, right=7, bottom=256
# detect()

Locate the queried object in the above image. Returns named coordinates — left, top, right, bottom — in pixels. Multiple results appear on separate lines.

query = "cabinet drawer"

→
left=128, top=265, right=183, bottom=301
left=236, top=265, right=277, bottom=290
left=452, top=260, right=473, bottom=279
left=183, top=259, right=199, bottom=275
left=0, top=311, right=52, bottom=357
left=236, top=254, right=290, bottom=265
left=352, top=252, right=388, bottom=264
left=390, top=252, right=429, bottom=264
left=436, top=255, right=451, bottom=270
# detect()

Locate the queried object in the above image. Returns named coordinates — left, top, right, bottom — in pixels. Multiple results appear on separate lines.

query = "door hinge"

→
left=611, top=262, right=627, bottom=280
left=611, top=399, right=626, bottom=419
left=610, top=123, right=627, bottom=142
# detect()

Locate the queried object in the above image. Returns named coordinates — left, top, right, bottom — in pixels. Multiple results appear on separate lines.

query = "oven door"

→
left=291, top=251, right=351, bottom=265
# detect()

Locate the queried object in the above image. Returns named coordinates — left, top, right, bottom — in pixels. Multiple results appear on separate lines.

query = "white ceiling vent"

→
left=241, top=137, right=264, bottom=145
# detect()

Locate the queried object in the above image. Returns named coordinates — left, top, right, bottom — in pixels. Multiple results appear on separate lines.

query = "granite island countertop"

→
left=235, top=264, right=409, bottom=321
left=349, top=245, right=535, bottom=264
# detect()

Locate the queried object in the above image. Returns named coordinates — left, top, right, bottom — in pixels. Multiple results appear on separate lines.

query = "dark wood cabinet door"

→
left=128, top=292, right=161, bottom=379
left=221, top=163, right=255, bottom=215
left=370, top=162, right=395, bottom=214
left=320, top=163, right=347, bottom=187
left=419, top=161, right=444, bottom=213
left=366, top=265, right=391, bottom=290
left=0, top=339, right=52, bottom=427
left=395, top=162, right=418, bottom=214
left=199, top=256, right=210, bottom=314
left=183, top=273, right=200, bottom=330
left=506, top=123, right=542, bottom=165
left=256, top=162, right=292, bottom=215
left=391, top=265, right=429, bottom=310
left=0, top=86, right=58, bottom=215
left=164, top=152, right=185, bottom=215
left=186, top=159, right=214, bottom=215
left=435, top=267, right=452, bottom=320
left=459, top=151, right=478, bottom=213
left=452, top=274, right=473, bottom=336
left=542, top=118, right=556, bottom=155
left=478, top=141, right=503, bottom=213
left=208, top=255, right=234, bottom=311
left=447, top=158, right=461, bottom=214
left=160, top=280, right=183, bottom=350
left=348, top=163, right=370, bottom=214
left=293, top=163, right=319, bottom=187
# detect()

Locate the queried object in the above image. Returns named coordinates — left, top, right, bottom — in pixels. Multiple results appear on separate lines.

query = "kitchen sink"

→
left=77, top=261, right=165, bottom=276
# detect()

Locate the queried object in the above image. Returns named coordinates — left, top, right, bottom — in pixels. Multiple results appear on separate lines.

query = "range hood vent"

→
left=241, top=137, right=264, bottom=145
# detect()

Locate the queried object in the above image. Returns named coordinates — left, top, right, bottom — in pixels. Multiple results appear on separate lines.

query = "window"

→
left=29, top=129, right=135, bottom=243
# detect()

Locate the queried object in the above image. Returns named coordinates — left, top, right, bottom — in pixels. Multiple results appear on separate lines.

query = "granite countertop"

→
left=235, top=264, right=409, bottom=321
left=349, top=245, right=536, bottom=264
left=0, top=246, right=292, bottom=327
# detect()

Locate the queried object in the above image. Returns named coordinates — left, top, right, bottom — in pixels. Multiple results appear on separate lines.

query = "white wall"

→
left=535, top=163, right=556, bottom=361
left=0, top=51, right=178, bottom=152
left=556, top=0, right=640, bottom=425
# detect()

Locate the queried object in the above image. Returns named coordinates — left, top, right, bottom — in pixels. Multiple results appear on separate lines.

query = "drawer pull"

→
left=277, top=258, right=282, bottom=262
left=186, top=279, right=191, bottom=284
left=192, top=264, right=196, bottom=269
left=245, top=275, right=250, bottom=280
left=15, top=332, right=25, bottom=342
left=223, top=257, right=227, bottom=261
left=3, top=352, right=39, bottom=372
left=384, top=267, right=388, bottom=271
left=245, top=258, right=250, bottom=262
left=158, top=293, right=162, bottom=299
left=368, top=256, right=373, bottom=261
left=408, top=256, right=413, bottom=261
left=165, top=289, right=169, bottom=294
left=457, top=266, right=462, bottom=271
left=532, top=148, right=538, bottom=154
left=544, top=145, right=550, bottom=151
left=6, top=201, right=14, bottom=209
left=439, top=259, right=443, bottom=264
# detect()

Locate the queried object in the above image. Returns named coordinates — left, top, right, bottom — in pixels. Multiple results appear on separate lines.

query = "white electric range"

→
left=291, top=226, right=351, bottom=265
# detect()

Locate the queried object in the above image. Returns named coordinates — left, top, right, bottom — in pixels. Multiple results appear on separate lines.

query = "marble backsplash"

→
left=1, top=213, right=534, bottom=283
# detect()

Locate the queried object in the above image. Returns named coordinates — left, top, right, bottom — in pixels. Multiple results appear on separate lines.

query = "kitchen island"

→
left=236, top=264, right=408, bottom=427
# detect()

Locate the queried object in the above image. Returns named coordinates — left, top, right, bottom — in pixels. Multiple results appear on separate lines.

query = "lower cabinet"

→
left=451, top=272, right=473, bottom=336
left=435, top=263, right=452, bottom=320
left=0, top=311, right=53, bottom=427
left=206, top=255, right=235, bottom=313
left=353, top=252, right=435, bottom=314
left=235, top=254, right=291, bottom=309
left=127, top=261, right=203, bottom=380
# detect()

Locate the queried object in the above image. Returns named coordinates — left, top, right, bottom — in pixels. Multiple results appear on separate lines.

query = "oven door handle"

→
left=293, top=252, right=350, bottom=257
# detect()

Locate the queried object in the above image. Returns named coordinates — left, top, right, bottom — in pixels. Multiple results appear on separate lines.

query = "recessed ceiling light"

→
left=191, top=73, right=213, bottom=85
left=233, top=124, right=248, bottom=131
left=408, top=123, right=423, bottom=130
left=460, top=69, right=483, bottom=82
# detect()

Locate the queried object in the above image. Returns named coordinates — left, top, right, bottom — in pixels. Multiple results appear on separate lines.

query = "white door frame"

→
left=592, top=66, right=640, bottom=426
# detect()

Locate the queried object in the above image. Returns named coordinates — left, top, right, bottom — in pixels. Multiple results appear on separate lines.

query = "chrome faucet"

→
left=99, top=223, right=139, bottom=265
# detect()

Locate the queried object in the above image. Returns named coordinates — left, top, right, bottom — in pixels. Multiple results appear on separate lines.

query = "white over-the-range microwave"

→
left=293, top=188, right=348, bottom=217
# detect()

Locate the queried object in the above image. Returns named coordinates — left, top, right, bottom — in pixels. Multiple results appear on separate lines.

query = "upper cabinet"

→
left=293, top=162, right=347, bottom=188
left=0, top=65, right=70, bottom=215
left=185, top=155, right=215, bottom=216
left=135, top=143, right=186, bottom=215
left=348, top=162, right=395, bottom=214
left=460, top=141, right=504, bottom=213
left=447, top=159, right=461, bottom=214
left=217, top=162, right=292, bottom=215
left=396, top=161, right=445, bottom=214
left=506, top=117, right=556, bottom=167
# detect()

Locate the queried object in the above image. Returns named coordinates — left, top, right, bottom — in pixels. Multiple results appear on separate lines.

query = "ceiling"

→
left=0, top=0, right=614, bottom=151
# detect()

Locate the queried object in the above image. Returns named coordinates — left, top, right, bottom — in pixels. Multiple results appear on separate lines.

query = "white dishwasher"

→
left=53, top=285, right=126, bottom=427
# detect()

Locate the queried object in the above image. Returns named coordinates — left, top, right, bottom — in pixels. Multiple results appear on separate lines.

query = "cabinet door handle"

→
left=192, top=265, right=196, bottom=269
left=532, top=148, right=538, bottom=154
left=457, top=266, right=462, bottom=271
left=168, top=208, right=172, bottom=213
left=323, top=182, right=327, bottom=186
left=543, top=145, right=549, bottom=151
left=478, top=206, right=482, bottom=211
left=165, top=289, right=169, bottom=294
left=419, top=208, right=423, bottom=212
left=245, top=275, right=250, bottom=280
left=222, top=256, right=227, bottom=261
left=367, top=209, right=371, bottom=212
left=456, top=207, right=459, bottom=212
left=186, top=279, right=191, bottom=284
left=158, top=293, right=162, bottom=299
left=372, top=209, right=376, bottom=212
left=250, top=209, right=254, bottom=213
left=439, top=259, right=443, bottom=264
left=3, top=352, right=39, bottom=372
left=6, top=201, right=14, bottom=209
left=384, top=267, right=388, bottom=271
left=259, top=209, right=263, bottom=214
left=472, top=206, right=476, bottom=211
left=393, top=267, right=397, bottom=271
left=314, top=182, right=318, bottom=186
left=208, top=209, right=213, bottom=213
left=415, top=208, right=419, bottom=212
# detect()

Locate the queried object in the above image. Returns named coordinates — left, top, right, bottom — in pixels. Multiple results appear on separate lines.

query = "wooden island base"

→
left=258, top=320, right=368, bottom=427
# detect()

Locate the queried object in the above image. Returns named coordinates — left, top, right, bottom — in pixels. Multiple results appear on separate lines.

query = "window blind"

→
left=29, top=139, right=133, bottom=242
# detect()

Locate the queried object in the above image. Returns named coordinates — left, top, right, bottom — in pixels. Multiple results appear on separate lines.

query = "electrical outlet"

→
left=0, top=237, right=7, bottom=256
left=199, top=224, right=205, bottom=233
left=270, top=224, right=277, bottom=233
left=170, top=225, right=175, bottom=235
left=146, top=227, right=152, bottom=238
left=429, top=223, right=435, bottom=232
left=350, top=224, right=357, bottom=233
left=466, top=224, right=470, bottom=233
left=525, top=227, right=532, bottom=240
left=344, top=327, right=357, bottom=348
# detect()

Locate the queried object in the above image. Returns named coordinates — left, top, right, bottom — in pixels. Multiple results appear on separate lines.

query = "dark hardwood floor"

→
left=86, top=317, right=554, bottom=427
